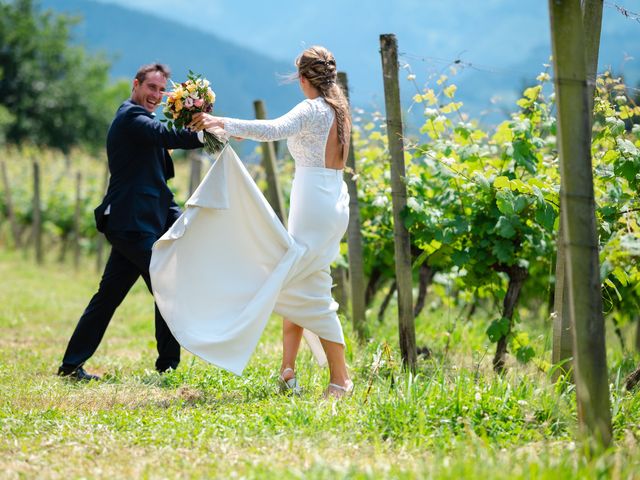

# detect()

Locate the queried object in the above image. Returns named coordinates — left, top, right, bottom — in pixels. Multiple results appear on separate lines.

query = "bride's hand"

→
left=189, top=112, right=224, bottom=131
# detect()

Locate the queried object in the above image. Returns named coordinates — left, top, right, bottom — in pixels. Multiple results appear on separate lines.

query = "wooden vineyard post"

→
left=548, top=0, right=612, bottom=449
left=380, top=33, right=416, bottom=371
left=253, top=100, right=287, bottom=227
left=73, top=172, right=82, bottom=270
left=1, top=160, right=21, bottom=248
left=552, top=222, right=573, bottom=379
left=552, top=0, right=603, bottom=381
left=32, top=161, right=43, bottom=264
left=338, top=71, right=367, bottom=338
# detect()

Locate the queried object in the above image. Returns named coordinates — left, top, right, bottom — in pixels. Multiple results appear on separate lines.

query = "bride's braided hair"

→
left=296, top=46, right=351, bottom=146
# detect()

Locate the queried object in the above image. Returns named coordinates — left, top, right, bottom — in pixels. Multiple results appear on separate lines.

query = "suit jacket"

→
left=95, top=99, right=202, bottom=236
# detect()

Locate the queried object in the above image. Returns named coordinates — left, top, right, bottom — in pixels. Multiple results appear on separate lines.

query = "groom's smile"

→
left=131, top=70, right=167, bottom=113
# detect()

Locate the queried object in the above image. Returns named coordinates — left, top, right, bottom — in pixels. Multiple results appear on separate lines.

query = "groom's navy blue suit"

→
left=60, top=99, right=202, bottom=373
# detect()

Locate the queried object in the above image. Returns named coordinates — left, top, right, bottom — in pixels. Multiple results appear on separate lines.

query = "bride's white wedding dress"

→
left=149, top=97, right=349, bottom=375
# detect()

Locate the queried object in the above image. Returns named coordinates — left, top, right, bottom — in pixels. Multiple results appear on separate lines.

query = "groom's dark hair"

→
left=135, top=63, right=171, bottom=84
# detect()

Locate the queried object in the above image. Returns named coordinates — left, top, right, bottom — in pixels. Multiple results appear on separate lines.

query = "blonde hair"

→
left=296, top=46, right=351, bottom=145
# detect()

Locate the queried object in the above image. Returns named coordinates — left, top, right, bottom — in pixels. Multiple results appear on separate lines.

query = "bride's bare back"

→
left=324, top=119, right=349, bottom=170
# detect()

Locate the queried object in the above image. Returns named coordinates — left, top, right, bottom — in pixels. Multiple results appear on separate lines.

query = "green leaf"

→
left=441, top=102, right=463, bottom=114
left=492, top=240, right=515, bottom=264
left=608, top=117, right=626, bottom=135
left=451, top=216, right=469, bottom=234
left=494, top=176, right=511, bottom=189
left=496, top=190, right=515, bottom=215
left=601, top=149, right=619, bottom=164
left=514, top=345, right=535, bottom=363
left=422, top=90, right=437, bottom=105
left=617, top=138, right=639, bottom=156
left=513, top=195, right=528, bottom=213
left=473, top=171, right=491, bottom=190
left=523, top=85, right=542, bottom=101
left=612, top=267, right=628, bottom=286
left=604, top=278, right=622, bottom=301
left=534, top=202, right=556, bottom=232
left=495, top=216, right=516, bottom=238
left=486, top=317, right=510, bottom=342
left=451, top=249, right=470, bottom=267
left=412, top=249, right=430, bottom=270
left=512, top=140, right=537, bottom=174
left=614, top=158, right=640, bottom=185
left=493, top=122, right=514, bottom=144
left=441, top=227, right=456, bottom=244
left=443, top=85, right=457, bottom=98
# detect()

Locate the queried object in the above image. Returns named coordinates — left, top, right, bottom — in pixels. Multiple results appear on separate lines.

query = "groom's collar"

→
left=127, top=98, right=156, bottom=117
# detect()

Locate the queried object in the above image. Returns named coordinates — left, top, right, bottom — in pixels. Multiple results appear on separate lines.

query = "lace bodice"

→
left=221, top=97, right=335, bottom=168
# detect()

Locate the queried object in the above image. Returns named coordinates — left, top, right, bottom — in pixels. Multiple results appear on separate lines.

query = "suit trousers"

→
left=60, top=230, right=180, bottom=372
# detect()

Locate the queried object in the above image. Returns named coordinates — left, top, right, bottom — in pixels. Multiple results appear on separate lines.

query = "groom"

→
left=57, top=63, right=203, bottom=380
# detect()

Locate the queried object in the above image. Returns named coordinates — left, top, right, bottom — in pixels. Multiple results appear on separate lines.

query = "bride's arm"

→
left=191, top=100, right=314, bottom=142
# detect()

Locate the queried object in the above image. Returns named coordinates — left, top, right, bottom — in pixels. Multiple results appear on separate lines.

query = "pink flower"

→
left=194, top=98, right=204, bottom=108
left=184, top=97, right=194, bottom=108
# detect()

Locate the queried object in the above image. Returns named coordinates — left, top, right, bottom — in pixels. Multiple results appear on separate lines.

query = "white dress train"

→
left=150, top=97, right=349, bottom=375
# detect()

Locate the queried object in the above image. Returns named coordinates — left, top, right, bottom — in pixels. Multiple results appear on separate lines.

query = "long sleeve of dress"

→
left=221, top=100, right=314, bottom=142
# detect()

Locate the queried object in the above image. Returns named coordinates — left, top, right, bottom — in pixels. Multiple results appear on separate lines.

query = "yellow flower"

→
left=207, top=89, right=216, bottom=103
left=174, top=87, right=184, bottom=99
left=187, top=83, right=196, bottom=93
left=175, top=98, right=183, bottom=112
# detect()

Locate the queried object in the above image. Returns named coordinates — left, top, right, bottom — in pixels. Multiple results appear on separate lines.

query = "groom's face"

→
left=131, top=71, right=167, bottom=113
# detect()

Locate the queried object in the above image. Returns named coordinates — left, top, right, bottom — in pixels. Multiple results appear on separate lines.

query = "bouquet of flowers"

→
left=162, top=71, right=225, bottom=154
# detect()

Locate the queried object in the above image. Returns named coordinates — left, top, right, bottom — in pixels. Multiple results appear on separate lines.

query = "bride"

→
left=150, top=46, right=353, bottom=397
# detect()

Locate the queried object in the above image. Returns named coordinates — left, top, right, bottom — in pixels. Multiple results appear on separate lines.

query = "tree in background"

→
left=0, top=0, right=129, bottom=152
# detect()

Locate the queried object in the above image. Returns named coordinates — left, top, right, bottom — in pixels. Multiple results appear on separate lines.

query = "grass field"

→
left=1, top=249, right=640, bottom=479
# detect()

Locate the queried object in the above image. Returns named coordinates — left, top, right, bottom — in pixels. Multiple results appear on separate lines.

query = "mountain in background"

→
left=39, top=0, right=301, bottom=120
left=39, top=0, right=640, bottom=126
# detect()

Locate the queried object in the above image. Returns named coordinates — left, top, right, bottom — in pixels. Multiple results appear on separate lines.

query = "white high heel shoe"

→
left=278, top=367, right=302, bottom=395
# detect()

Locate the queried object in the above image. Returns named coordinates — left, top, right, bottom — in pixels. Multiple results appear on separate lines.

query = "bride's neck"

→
left=302, top=84, right=320, bottom=99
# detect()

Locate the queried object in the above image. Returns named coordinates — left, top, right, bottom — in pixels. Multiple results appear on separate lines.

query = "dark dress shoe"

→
left=156, top=365, right=177, bottom=374
left=57, top=366, right=101, bottom=381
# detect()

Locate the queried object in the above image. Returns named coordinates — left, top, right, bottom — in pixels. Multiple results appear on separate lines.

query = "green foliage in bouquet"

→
left=162, top=71, right=224, bottom=154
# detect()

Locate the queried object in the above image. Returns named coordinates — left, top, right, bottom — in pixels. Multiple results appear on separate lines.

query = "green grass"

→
left=1, top=249, right=640, bottom=479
